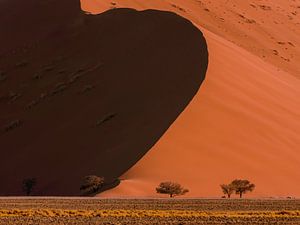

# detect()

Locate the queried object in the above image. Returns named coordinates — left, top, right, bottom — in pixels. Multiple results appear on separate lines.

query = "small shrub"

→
left=156, top=181, right=189, bottom=198
left=80, top=175, right=104, bottom=195
left=22, top=178, right=37, bottom=196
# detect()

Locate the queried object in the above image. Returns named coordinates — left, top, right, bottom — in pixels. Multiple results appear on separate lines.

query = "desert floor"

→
left=0, top=198, right=299, bottom=224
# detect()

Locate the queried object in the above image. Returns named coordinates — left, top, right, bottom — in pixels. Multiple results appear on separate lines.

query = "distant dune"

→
left=80, top=1, right=300, bottom=198
left=0, top=0, right=208, bottom=195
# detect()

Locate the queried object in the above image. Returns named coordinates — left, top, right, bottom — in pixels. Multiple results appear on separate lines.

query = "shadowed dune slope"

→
left=0, top=0, right=208, bottom=195
left=80, top=1, right=300, bottom=197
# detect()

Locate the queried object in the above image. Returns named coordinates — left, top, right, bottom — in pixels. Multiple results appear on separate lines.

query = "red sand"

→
left=80, top=0, right=300, bottom=197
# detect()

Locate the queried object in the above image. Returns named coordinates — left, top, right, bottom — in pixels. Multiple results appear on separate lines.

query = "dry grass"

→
left=1, top=208, right=300, bottom=218
left=0, top=199, right=300, bottom=224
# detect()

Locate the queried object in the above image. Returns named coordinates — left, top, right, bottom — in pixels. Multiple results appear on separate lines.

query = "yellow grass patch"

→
left=0, top=209, right=300, bottom=218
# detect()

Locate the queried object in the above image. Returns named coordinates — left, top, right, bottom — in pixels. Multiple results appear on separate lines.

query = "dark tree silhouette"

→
left=220, top=183, right=235, bottom=198
left=231, top=179, right=255, bottom=198
left=22, top=178, right=37, bottom=196
left=156, top=182, right=189, bottom=198
left=80, top=175, right=104, bottom=195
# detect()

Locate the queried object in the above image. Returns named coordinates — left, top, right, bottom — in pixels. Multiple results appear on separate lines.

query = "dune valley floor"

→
left=0, top=198, right=300, bottom=224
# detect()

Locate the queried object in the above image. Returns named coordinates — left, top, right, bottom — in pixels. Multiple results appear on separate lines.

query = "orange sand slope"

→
left=81, top=0, right=300, bottom=197
left=82, top=0, right=300, bottom=78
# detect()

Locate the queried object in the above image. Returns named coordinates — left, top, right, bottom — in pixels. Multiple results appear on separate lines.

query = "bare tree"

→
left=156, top=182, right=189, bottom=198
left=80, top=175, right=104, bottom=195
left=22, top=178, right=37, bottom=196
left=220, top=183, right=235, bottom=198
left=231, top=179, right=255, bottom=198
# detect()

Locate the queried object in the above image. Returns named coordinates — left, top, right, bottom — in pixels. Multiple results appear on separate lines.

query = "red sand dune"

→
left=0, top=0, right=208, bottom=195
left=80, top=1, right=300, bottom=197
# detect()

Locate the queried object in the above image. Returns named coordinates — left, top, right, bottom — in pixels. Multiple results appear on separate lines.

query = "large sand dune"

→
left=0, top=0, right=208, bottom=195
left=1, top=0, right=299, bottom=197
left=80, top=1, right=300, bottom=197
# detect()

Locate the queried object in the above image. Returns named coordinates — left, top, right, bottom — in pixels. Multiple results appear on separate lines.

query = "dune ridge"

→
left=82, top=0, right=300, bottom=78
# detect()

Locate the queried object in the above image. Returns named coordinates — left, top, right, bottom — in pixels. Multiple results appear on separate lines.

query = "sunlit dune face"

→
left=81, top=0, right=300, bottom=78
left=89, top=0, right=300, bottom=197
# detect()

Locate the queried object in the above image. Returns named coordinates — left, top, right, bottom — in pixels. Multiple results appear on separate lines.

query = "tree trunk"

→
left=228, top=194, right=231, bottom=198
left=240, top=192, right=242, bottom=198
left=170, top=194, right=173, bottom=198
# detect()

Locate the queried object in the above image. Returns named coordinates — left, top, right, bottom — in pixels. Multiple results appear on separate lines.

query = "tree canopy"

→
left=220, top=183, right=235, bottom=198
left=80, top=175, right=104, bottom=195
left=231, top=179, right=255, bottom=198
left=156, top=182, right=189, bottom=198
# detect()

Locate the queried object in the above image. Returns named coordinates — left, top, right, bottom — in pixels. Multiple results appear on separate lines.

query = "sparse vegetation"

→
left=156, top=182, right=189, bottom=198
left=222, top=179, right=255, bottom=198
left=22, top=178, right=37, bottom=196
left=220, top=183, right=235, bottom=198
left=231, top=179, right=255, bottom=198
left=0, top=199, right=299, bottom=224
left=80, top=175, right=104, bottom=195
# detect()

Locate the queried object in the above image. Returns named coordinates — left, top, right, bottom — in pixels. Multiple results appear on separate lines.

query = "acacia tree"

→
left=80, top=175, right=104, bottom=195
left=220, top=183, right=235, bottom=198
left=156, top=182, right=189, bottom=198
left=231, top=179, right=255, bottom=198
left=22, top=178, right=37, bottom=196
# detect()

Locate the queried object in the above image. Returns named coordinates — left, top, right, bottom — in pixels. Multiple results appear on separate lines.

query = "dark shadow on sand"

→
left=0, top=0, right=208, bottom=195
